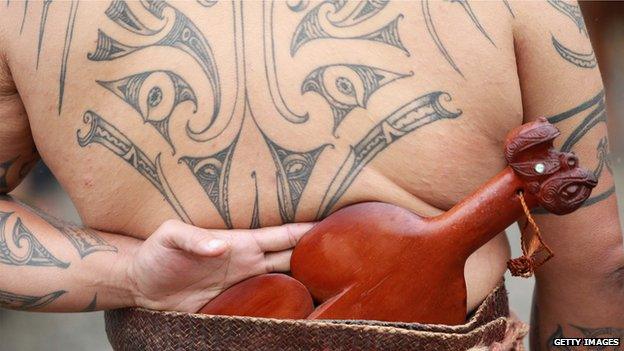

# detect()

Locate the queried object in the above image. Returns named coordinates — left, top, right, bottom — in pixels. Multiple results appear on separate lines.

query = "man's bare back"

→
left=0, top=1, right=622, bottom=348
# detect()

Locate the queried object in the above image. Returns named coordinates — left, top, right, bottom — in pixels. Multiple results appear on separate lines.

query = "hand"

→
left=127, top=219, right=315, bottom=312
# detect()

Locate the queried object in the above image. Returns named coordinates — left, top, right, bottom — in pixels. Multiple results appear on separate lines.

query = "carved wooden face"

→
left=504, top=118, right=597, bottom=215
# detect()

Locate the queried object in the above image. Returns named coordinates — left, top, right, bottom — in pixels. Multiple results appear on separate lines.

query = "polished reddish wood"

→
left=198, top=274, right=314, bottom=319
left=197, top=119, right=597, bottom=324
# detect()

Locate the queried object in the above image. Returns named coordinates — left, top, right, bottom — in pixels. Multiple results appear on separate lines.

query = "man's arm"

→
left=0, top=196, right=140, bottom=312
left=512, top=1, right=624, bottom=349
left=0, top=56, right=141, bottom=311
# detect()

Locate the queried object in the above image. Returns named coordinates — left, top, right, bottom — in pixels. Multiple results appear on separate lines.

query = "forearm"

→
left=531, top=198, right=624, bottom=350
left=0, top=195, right=141, bottom=312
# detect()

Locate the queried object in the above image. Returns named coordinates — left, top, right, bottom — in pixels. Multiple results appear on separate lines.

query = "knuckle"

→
left=286, top=225, right=297, bottom=247
left=159, top=219, right=182, bottom=233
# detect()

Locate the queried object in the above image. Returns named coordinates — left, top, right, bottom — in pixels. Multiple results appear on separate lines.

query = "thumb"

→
left=158, top=220, right=230, bottom=257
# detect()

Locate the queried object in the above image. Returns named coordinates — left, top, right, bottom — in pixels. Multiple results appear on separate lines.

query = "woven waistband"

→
left=105, top=282, right=515, bottom=351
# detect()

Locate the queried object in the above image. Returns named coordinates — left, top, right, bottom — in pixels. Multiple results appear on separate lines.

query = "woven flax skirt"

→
left=105, top=283, right=526, bottom=351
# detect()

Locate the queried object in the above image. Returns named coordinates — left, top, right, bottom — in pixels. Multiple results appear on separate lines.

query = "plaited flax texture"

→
left=105, top=282, right=526, bottom=351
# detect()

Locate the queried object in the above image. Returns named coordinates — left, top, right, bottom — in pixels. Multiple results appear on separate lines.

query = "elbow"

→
left=604, top=249, right=624, bottom=292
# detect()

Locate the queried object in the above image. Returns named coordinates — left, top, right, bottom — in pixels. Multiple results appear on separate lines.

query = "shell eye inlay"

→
left=534, top=163, right=545, bottom=174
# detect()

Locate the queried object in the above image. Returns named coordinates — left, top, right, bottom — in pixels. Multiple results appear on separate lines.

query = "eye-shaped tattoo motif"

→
left=89, top=1, right=220, bottom=127
left=302, top=64, right=412, bottom=133
left=318, top=91, right=461, bottom=218
left=180, top=137, right=238, bottom=229
left=196, top=0, right=218, bottom=7
left=97, top=70, right=198, bottom=150
left=105, top=0, right=157, bottom=36
left=0, top=288, right=66, bottom=311
left=262, top=134, right=328, bottom=223
left=0, top=211, right=69, bottom=268
left=290, top=1, right=407, bottom=56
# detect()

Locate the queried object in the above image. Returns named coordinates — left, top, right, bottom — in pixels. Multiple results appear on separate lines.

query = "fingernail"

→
left=202, top=239, right=227, bottom=254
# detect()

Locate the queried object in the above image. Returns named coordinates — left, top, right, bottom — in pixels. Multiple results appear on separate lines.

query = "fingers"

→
left=157, top=220, right=230, bottom=257
left=264, top=250, right=293, bottom=273
left=250, top=222, right=316, bottom=253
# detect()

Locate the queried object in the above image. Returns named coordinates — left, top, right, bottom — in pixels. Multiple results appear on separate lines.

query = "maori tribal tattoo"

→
left=77, top=111, right=191, bottom=223
left=80, top=1, right=464, bottom=227
left=302, top=64, right=412, bottom=134
left=180, top=136, right=238, bottom=229
left=14, top=200, right=118, bottom=259
left=551, top=36, right=597, bottom=69
left=547, top=0, right=586, bottom=35
left=317, top=91, right=461, bottom=218
left=19, top=0, right=28, bottom=35
left=289, top=1, right=408, bottom=57
left=82, top=293, right=97, bottom=312
left=547, top=0, right=596, bottom=69
left=0, top=211, right=69, bottom=268
left=261, top=133, right=328, bottom=223
left=89, top=0, right=221, bottom=129
left=97, top=70, right=198, bottom=151
left=502, top=0, right=515, bottom=18
left=58, top=0, right=79, bottom=115
left=422, top=0, right=495, bottom=76
left=35, top=0, right=52, bottom=69
left=544, top=90, right=613, bottom=209
left=546, top=324, right=624, bottom=350
left=250, top=172, right=261, bottom=229
left=0, top=288, right=65, bottom=311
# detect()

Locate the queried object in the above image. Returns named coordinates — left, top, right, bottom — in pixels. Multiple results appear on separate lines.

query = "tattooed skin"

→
left=450, top=0, right=496, bottom=47
left=77, top=111, right=191, bottom=223
left=317, top=91, right=462, bottom=218
left=546, top=324, right=624, bottom=350
left=180, top=136, right=237, bottom=228
left=551, top=36, right=597, bottom=69
left=547, top=0, right=596, bottom=69
left=71, top=1, right=470, bottom=228
left=502, top=0, right=515, bottom=18
left=533, top=90, right=613, bottom=213
left=35, top=0, right=52, bottom=69
left=19, top=0, right=28, bottom=34
left=261, top=133, right=328, bottom=223
left=289, top=1, right=408, bottom=56
left=0, top=211, right=69, bottom=268
left=82, top=293, right=97, bottom=312
left=249, top=172, right=261, bottom=229
left=97, top=70, right=198, bottom=151
left=0, top=288, right=65, bottom=311
left=105, top=0, right=157, bottom=36
left=89, top=0, right=221, bottom=129
left=546, top=0, right=587, bottom=35
left=302, top=64, right=412, bottom=134
left=58, top=0, right=79, bottom=115
left=422, top=0, right=496, bottom=76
